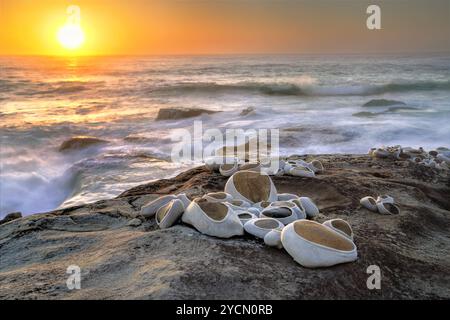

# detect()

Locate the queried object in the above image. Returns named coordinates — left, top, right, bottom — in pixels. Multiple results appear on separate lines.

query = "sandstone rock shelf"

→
left=0, top=154, right=449, bottom=299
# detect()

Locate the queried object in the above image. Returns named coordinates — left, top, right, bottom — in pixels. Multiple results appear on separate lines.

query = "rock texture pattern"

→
left=0, top=155, right=449, bottom=299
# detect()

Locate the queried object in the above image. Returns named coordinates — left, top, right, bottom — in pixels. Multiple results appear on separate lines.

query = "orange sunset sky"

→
left=1, top=0, right=449, bottom=56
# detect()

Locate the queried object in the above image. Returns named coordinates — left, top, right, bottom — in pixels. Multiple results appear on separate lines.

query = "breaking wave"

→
left=157, top=80, right=450, bottom=97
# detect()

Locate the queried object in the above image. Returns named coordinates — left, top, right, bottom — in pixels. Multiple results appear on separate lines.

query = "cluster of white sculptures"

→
left=206, top=156, right=325, bottom=178
left=369, top=145, right=450, bottom=170
left=137, top=142, right=446, bottom=268
left=360, top=195, right=400, bottom=215
left=140, top=165, right=358, bottom=268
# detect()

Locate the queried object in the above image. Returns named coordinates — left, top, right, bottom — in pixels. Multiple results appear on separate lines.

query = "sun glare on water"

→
left=57, top=5, right=85, bottom=51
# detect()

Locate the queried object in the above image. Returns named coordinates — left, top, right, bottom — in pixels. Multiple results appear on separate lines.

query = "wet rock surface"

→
left=0, top=154, right=449, bottom=299
left=353, top=106, right=420, bottom=117
left=155, top=107, right=219, bottom=120
left=58, top=136, right=109, bottom=152
left=239, top=107, right=256, bottom=116
left=362, top=99, right=406, bottom=107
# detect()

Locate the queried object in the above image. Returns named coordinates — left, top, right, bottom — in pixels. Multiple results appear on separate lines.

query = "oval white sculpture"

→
left=225, top=199, right=251, bottom=211
left=261, top=158, right=285, bottom=176
left=246, top=207, right=261, bottom=217
left=284, top=159, right=319, bottom=172
left=252, top=201, right=272, bottom=212
left=202, top=192, right=234, bottom=203
left=235, top=211, right=258, bottom=225
left=299, top=197, right=319, bottom=218
left=281, top=220, right=357, bottom=268
left=289, top=165, right=315, bottom=178
left=156, top=199, right=185, bottom=229
left=264, top=229, right=283, bottom=249
left=176, top=193, right=191, bottom=210
left=225, top=170, right=277, bottom=204
left=322, top=219, right=354, bottom=240
left=243, top=218, right=284, bottom=239
left=277, top=193, right=298, bottom=201
left=289, top=198, right=307, bottom=218
left=219, top=162, right=239, bottom=177
left=360, top=196, right=378, bottom=212
left=309, top=160, right=324, bottom=173
left=238, top=162, right=261, bottom=172
left=376, top=202, right=401, bottom=215
left=282, top=160, right=298, bottom=172
left=141, top=195, right=177, bottom=217
left=182, top=199, right=243, bottom=238
left=261, top=166, right=284, bottom=176
left=260, top=203, right=301, bottom=225
left=376, top=195, right=395, bottom=204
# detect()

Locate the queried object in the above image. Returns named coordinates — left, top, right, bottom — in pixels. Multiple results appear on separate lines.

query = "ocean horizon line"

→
left=1, top=50, right=450, bottom=59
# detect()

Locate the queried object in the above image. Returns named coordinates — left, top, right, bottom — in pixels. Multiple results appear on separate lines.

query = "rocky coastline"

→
left=0, top=154, right=449, bottom=299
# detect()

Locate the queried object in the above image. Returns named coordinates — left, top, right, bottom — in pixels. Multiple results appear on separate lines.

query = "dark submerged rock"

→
left=59, top=136, right=108, bottom=152
left=155, top=108, right=219, bottom=121
left=363, top=99, right=406, bottom=107
left=239, top=107, right=255, bottom=116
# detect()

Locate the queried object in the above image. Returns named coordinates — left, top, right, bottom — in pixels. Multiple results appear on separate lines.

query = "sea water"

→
left=1, top=54, right=449, bottom=216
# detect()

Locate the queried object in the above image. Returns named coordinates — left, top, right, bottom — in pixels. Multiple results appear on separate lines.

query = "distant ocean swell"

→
left=2, top=78, right=449, bottom=98
left=156, top=80, right=450, bottom=97
left=0, top=80, right=99, bottom=96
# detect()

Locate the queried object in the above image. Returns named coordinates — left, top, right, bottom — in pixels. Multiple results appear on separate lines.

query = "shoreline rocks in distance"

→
left=58, top=136, right=109, bottom=152
left=353, top=105, right=419, bottom=118
left=352, top=111, right=378, bottom=117
left=362, top=99, right=406, bottom=107
left=155, top=107, right=219, bottom=121
left=240, top=107, right=255, bottom=116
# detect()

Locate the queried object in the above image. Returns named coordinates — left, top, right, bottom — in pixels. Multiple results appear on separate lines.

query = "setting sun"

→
left=58, top=24, right=85, bottom=50
left=57, top=5, right=85, bottom=52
